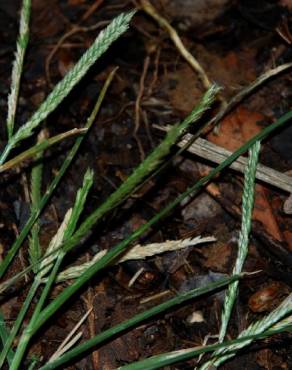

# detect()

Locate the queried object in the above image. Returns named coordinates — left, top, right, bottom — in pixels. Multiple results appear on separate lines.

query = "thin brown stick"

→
left=146, top=47, right=160, bottom=97
left=139, top=0, right=227, bottom=131
left=142, top=109, right=154, bottom=147
left=134, top=55, right=150, bottom=160
left=155, top=125, right=292, bottom=194
left=48, top=308, right=91, bottom=363
left=83, top=253, right=100, bottom=370
left=81, top=0, right=104, bottom=22
left=139, top=0, right=211, bottom=90
left=134, top=55, right=150, bottom=135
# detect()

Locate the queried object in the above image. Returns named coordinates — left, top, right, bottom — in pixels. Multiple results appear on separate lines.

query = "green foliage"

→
left=29, top=131, right=45, bottom=273
left=0, top=4, right=291, bottom=370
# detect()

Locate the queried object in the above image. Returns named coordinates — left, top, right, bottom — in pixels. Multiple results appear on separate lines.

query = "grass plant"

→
left=0, top=3, right=291, bottom=369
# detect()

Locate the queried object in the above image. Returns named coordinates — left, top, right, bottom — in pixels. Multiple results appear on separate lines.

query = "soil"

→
left=0, top=0, right=292, bottom=369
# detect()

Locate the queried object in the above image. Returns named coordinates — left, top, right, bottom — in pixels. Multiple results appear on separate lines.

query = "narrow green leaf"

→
left=38, top=274, right=242, bottom=370
left=0, top=312, right=15, bottom=366
left=0, top=68, right=117, bottom=280
left=8, top=169, right=94, bottom=369
left=0, top=128, right=87, bottom=173
left=29, top=130, right=45, bottom=272
left=39, top=293, right=292, bottom=370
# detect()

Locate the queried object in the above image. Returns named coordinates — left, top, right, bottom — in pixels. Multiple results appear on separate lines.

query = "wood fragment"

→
left=140, top=290, right=172, bottom=304
left=155, top=125, right=292, bottom=194
left=180, top=134, right=292, bottom=194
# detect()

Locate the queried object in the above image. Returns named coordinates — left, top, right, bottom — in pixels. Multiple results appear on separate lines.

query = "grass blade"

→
left=0, top=128, right=87, bottom=173
left=0, top=79, right=216, bottom=288
left=0, top=312, right=15, bottom=366
left=0, top=69, right=116, bottom=280
left=111, top=296, right=292, bottom=370
left=8, top=170, right=94, bottom=369
left=38, top=274, right=242, bottom=370
left=0, top=280, right=39, bottom=367
left=29, top=130, right=45, bottom=272
left=0, top=210, right=73, bottom=368
left=40, top=284, right=292, bottom=370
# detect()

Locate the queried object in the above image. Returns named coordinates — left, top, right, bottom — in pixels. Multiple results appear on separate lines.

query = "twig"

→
left=81, top=0, right=104, bottom=22
left=139, top=0, right=211, bottom=90
left=155, top=125, right=292, bottom=194
left=138, top=0, right=227, bottom=136
left=48, top=308, right=92, bottom=363
left=176, top=134, right=292, bottom=194
left=45, top=0, right=105, bottom=86
left=140, top=290, right=172, bottom=304
left=134, top=55, right=150, bottom=159
left=128, top=267, right=145, bottom=287
left=146, top=47, right=160, bottom=97
left=83, top=264, right=100, bottom=370
left=134, top=56, right=150, bottom=136
left=142, top=108, right=154, bottom=147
